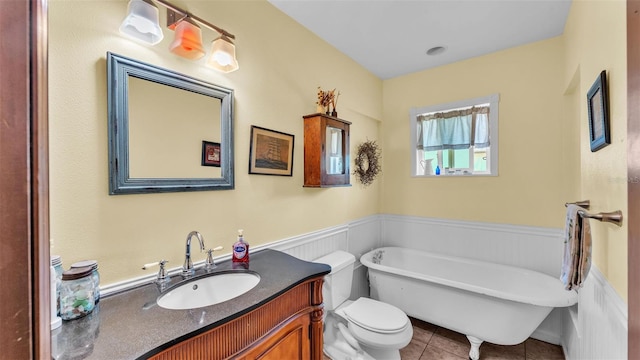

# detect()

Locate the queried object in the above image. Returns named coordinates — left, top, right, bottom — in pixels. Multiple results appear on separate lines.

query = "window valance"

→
left=417, top=106, right=490, bottom=151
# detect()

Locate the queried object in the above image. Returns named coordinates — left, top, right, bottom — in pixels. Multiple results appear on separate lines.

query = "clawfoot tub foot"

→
left=466, top=335, right=483, bottom=360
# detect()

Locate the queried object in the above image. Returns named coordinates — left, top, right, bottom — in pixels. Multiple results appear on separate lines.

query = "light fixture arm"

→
left=152, top=0, right=235, bottom=40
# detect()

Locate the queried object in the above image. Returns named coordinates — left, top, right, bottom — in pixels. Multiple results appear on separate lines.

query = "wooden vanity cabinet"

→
left=148, top=277, right=325, bottom=360
left=237, top=313, right=311, bottom=360
left=303, top=113, right=351, bottom=187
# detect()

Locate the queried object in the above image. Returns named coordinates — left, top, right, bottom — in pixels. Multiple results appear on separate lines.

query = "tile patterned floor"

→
left=324, top=317, right=565, bottom=360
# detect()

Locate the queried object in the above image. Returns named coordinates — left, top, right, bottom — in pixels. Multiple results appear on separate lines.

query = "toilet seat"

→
left=334, top=297, right=413, bottom=350
left=347, top=319, right=413, bottom=349
left=341, top=297, right=409, bottom=334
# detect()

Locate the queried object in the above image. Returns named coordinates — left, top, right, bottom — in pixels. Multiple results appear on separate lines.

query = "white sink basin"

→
left=157, top=272, right=260, bottom=310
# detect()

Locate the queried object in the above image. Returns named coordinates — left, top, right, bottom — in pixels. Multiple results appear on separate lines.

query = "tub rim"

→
left=360, top=246, right=578, bottom=308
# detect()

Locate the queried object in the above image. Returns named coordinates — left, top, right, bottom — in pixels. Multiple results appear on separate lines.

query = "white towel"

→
left=560, top=204, right=592, bottom=290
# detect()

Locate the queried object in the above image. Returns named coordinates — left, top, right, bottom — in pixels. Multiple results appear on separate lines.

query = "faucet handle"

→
left=205, top=246, right=223, bottom=271
left=142, top=260, right=170, bottom=283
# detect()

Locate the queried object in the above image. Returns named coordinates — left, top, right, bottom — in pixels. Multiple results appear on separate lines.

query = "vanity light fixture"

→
left=169, top=17, right=205, bottom=60
left=119, top=0, right=239, bottom=72
left=119, top=0, right=164, bottom=45
left=207, top=35, right=239, bottom=73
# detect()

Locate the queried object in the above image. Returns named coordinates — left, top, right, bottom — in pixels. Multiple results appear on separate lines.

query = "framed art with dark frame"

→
left=248, top=126, right=294, bottom=176
left=586, top=70, right=610, bottom=152
left=202, top=141, right=221, bottom=167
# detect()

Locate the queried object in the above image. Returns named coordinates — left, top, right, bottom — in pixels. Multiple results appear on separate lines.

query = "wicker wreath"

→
left=353, top=140, right=381, bottom=186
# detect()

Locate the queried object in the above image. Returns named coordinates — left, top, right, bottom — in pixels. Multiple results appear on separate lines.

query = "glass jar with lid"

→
left=60, top=266, right=95, bottom=320
left=71, top=260, right=100, bottom=304
left=51, top=255, right=63, bottom=316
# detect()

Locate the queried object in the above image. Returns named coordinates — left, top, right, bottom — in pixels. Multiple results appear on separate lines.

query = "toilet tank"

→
left=314, top=250, right=355, bottom=311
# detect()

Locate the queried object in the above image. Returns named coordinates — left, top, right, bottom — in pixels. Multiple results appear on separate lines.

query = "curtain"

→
left=417, top=106, right=490, bottom=151
left=474, top=112, right=489, bottom=148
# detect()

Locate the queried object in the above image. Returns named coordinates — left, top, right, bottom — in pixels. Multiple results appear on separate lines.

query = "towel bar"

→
left=565, top=200, right=623, bottom=226
left=565, top=200, right=591, bottom=209
left=577, top=210, right=623, bottom=227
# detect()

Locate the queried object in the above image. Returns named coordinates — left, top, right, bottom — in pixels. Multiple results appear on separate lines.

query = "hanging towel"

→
left=560, top=204, right=593, bottom=290
left=560, top=205, right=580, bottom=289
left=576, top=216, right=592, bottom=287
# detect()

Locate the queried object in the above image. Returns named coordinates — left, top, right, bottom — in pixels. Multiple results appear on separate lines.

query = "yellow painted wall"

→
left=49, top=0, right=382, bottom=286
left=563, top=0, right=628, bottom=301
left=381, top=37, right=568, bottom=228
left=50, top=0, right=628, bottom=302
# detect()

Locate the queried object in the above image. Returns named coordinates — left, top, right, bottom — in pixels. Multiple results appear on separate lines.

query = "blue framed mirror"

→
left=107, top=52, right=234, bottom=194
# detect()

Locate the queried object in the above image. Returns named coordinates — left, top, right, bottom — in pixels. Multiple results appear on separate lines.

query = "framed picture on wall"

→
left=248, top=126, right=294, bottom=176
left=201, top=141, right=221, bottom=167
left=586, top=70, right=610, bottom=152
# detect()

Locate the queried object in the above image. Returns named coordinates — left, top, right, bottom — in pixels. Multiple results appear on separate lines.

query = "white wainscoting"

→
left=563, top=266, right=627, bottom=360
left=261, top=225, right=349, bottom=261
left=380, top=214, right=564, bottom=277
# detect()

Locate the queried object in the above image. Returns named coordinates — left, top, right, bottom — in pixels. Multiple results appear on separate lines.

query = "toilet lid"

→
left=342, top=298, right=409, bottom=334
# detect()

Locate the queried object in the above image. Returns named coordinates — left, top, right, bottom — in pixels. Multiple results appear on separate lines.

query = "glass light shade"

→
left=207, top=36, right=239, bottom=73
left=119, top=0, right=164, bottom=45
left=169, top=20, right=206, bottom=60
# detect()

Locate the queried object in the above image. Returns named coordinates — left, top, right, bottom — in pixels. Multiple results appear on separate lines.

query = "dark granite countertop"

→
left=52, top=249, right=330, bottom=360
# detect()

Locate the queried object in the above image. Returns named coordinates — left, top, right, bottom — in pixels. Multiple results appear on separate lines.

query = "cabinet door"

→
left=321, top=118, right=350, bottom=186
left=303, top=113, right=351, bottom=187
left=240, top=314, right=310, bottom=360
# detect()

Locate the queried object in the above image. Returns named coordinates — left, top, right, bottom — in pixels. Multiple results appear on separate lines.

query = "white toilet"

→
left=315, top=251, right=413, bottom=360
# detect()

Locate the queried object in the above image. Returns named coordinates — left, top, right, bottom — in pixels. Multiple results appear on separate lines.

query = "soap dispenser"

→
left=232, top=229, right=249, bottom=263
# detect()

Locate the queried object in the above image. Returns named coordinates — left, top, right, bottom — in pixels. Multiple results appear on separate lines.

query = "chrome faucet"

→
left=182, top=231, right=206, bottom=278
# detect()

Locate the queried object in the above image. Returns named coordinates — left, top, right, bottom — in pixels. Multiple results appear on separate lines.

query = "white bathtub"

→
left=360, top=247, right=577, bottom=360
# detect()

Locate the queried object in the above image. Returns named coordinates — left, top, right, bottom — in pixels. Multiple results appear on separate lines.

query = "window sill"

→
left=412, top=173, right=497, bottom=178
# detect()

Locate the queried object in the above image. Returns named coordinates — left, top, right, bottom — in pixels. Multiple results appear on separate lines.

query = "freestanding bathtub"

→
left=360, top=247, right=577, bottom=360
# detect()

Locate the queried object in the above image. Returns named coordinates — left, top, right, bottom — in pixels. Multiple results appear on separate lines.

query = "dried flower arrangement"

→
left=353, top=140, right=381, bottom=186
left=316, top=87, right=341, bottom=116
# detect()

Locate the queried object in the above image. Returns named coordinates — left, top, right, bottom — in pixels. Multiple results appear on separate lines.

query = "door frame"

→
left=627, top=0, right=640, bottom=356
left=0, top=0, right=50, bottom=358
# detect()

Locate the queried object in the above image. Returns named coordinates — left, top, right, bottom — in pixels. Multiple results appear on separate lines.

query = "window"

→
left=410, top=94, right=499, bottom=176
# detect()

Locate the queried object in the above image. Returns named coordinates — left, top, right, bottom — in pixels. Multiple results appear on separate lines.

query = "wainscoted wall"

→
left=101, top=214, right=626, bottom=357
left=380, top=214, right=565, bottom=277
left=563, top=267, right=627, bottom=360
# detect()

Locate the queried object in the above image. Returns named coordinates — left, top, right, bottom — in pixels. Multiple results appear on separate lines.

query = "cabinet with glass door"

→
left=303, top=113, right=351, bottom=187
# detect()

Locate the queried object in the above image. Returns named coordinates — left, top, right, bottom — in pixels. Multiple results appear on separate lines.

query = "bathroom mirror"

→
left=107, top=52, right=234, bottom=194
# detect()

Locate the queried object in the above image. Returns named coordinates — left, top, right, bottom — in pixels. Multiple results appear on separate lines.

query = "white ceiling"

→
left=268, top=0, right=572, bottom=79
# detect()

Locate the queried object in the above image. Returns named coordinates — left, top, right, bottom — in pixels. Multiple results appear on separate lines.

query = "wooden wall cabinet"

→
left=149, top=278, right=325, bottom=360
left=303, top=113, right=351, bottom=187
